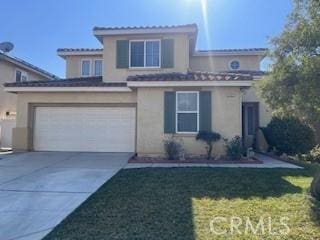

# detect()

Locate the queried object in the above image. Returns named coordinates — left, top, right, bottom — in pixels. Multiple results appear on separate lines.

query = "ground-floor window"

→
left=176, top=91, right=199, bottom=133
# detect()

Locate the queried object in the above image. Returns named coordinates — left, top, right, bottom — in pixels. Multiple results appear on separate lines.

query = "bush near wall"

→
left=164, top=138, right=183, bottom=160
left=225, top=136, right=245, bottom=161
left=262, top=116, right=315, bottom=155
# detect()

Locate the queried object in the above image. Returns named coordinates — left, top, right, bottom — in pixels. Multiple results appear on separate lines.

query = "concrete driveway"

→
left=0, top=152, right=130, bottom=240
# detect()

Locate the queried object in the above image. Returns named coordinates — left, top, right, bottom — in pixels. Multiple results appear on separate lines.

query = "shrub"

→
left=163, top=138, right=183, bottom=160
left=310, top=175, right=320, bottom=224
left=263, top=116, right=315, bottom=155
left=305, top=145, right=320, bottom=163
left=225, top=136, right=245, bottom=161
left=311, top=175, right=320, bottom=201
left=196, top=131, right=221, bottom=160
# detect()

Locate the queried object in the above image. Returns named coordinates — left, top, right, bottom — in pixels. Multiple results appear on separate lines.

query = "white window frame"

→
left=228, top=59, right=240, bottom=71
left=15, top=69, right=28, bottom=82
left=129, top=39, right=161, bottom=69
left=81, top=59, right=91, bottom=77
left=176, top=91, right=199, bottom=134
left=93, top=59, right=103, bottom=76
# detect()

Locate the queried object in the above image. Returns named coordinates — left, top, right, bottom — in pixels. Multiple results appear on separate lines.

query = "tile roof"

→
left=93, top=23, right=197, bottom=31
left=57, top=48, right=103, bottom=52
left=4, top=76, right=127, bottom=88
left=222, top=70, right=267, bottom=76
left=196, top=48, right=268, bottom=53
left=127, top=71, right=253, bottom=82
left=0, top=52, right=59, bottom=80
left=4, top=72, right=256, bottom=88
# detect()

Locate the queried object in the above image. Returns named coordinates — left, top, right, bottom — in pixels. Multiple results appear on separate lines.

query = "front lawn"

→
left=45, top=165, right=320, bottom=240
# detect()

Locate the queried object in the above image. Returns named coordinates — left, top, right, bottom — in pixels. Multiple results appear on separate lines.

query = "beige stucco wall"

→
left=0, top=60, right=47, bottom=120
left=102, top=33, right=190, bottom=82
left=12, top=87, right=242, bottom=156
left=65, top=55, right=103, bottom=78
left=13, top=91, right=137, bottom=151
left=190, top=55, right=262, bottom=72
left=136, top=87, right=242, bottom=157
left=242, top=84, right=272, bottom=127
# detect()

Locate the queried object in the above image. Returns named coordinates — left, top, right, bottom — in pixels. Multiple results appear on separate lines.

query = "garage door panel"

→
left=33, top=107, right=135, bottom=152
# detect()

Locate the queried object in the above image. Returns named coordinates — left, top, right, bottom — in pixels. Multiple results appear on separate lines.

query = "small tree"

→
left=257, top=0, right=320, bottom=142
left=196, top=131, right=221, bottom=160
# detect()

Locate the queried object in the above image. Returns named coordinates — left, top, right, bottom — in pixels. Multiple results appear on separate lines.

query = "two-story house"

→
left=0, top=52, right=58, bottom=148
left=4, top=24, right=271, bottom=156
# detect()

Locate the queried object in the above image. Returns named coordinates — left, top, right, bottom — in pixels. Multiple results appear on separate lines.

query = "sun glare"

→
left=200, top=0, right=208, bottom=19
left=200, top=0, right=212, bottom=49
left=199, top=0, right=214, bottom=68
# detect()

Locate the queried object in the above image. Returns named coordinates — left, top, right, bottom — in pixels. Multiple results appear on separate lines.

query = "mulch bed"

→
left=129, top=155, right=263, bottom=164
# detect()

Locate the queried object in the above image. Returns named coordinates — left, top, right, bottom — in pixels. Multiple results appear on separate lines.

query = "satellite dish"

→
left=0, top=42, right=14, bottom=53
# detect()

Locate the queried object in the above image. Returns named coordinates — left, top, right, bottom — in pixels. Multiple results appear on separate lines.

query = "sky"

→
left=1, top=0, right=292, bottom=78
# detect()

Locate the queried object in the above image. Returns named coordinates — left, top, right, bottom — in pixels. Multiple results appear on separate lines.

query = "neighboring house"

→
left=0, top=52, right=58, bottom=148
left=4, top=24, right=271, bottom=156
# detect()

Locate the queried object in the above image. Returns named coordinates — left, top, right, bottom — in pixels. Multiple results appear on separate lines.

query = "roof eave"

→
left=193, top=50, right=268, bottom=57
left=57, top=50, right=103, bottom=59
left=93, top=26, right=198, bottom=44
left=127, top=80, right=253, bottom=88
left=4, top=86, right=132, bottom=93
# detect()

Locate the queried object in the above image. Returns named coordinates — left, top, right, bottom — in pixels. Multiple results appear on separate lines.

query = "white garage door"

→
left=33, top=107, right=135, bottom=152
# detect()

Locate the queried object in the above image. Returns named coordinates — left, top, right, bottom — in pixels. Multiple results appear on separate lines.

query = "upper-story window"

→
left=129, top=40, right=160, bottom=68
left=15, top=70, right=28, bottom=82
left=81, top=59, right=103, bottom=77
left=229, top=60, right=240, bottom=70
left=94, top=59, right=102, bottom=76
left=81, top=60, right=91, bottom=76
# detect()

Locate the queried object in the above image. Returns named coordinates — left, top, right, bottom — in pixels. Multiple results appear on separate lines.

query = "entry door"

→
left=242, top=103, right=259, bottom=148
left=33, top=107, right=136, bottom=152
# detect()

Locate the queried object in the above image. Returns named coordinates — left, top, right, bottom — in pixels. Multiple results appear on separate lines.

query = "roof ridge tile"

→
left=57, top=48, right=103, bottom=52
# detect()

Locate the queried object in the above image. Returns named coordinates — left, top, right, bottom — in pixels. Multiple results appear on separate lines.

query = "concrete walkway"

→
left=0, top=152, right=131, bottom=240
left=124, top=153, right=302, bottom=169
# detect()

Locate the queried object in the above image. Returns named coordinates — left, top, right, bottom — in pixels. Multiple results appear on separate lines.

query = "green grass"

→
left=44, top=165, right=320, bottom=240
